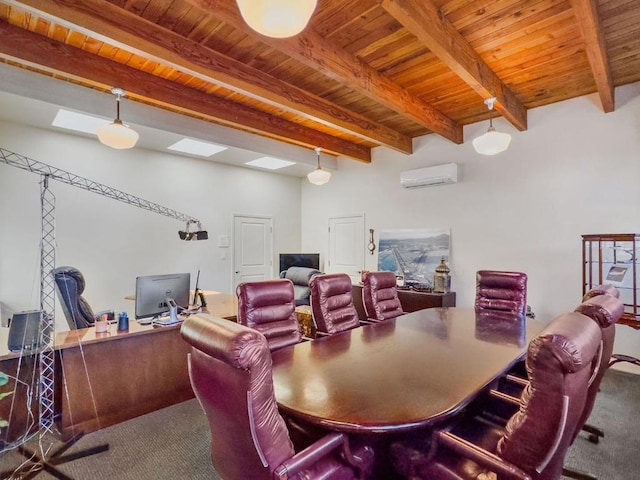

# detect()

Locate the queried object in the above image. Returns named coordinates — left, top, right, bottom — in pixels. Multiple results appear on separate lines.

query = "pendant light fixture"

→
left=236, top=0, right=318, bottom=38
left=472, top=97, right=511, bottom=156
left=96, top=87, right=139, bottom=149
left=307, top=147, right=331, bottom=185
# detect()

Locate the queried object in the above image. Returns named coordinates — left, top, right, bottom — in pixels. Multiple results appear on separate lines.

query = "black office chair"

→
left=52, top=266, right=96, bottom=329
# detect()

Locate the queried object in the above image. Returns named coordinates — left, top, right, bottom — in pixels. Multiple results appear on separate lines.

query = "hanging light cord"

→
left=111, top=87, right=126, bottom=124
left=485, top=97, right=496, bottom=130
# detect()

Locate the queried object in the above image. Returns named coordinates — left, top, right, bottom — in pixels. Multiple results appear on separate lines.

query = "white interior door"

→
left=328, top=215, right=364, bottom=282
left=233, top=215, right=273, bottom=291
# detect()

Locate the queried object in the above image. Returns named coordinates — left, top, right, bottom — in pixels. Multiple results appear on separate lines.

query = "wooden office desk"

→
left=200, top=292, right=238, bottom=321
left=55, top=321, right=193, bottom=440
left=124, top=291, right=238, bottom=321
left=272, top=308, right=547, bottom=434
left=0, top=293, right=238, bottom=442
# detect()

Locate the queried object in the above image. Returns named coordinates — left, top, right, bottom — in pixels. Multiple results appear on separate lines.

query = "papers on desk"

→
left=153, top=317, right=181, bottom=327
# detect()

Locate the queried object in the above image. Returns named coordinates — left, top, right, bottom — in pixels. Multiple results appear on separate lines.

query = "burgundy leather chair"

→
left=180, top=315, right=374, bottom=480
left=582, top=283, right=620, bottom=301
left=309, top=273, right=361, bottom=335
left=361, top=271, right=404, bottom=322
left=236, top=279, right=302, bottom=351
left=572, top=293, right=623, bottom=445
left=393, top=311, right=601, bottom=480
left=475, top=270, right=527, bottom=316
left=584, top=285, right=640, bottom=371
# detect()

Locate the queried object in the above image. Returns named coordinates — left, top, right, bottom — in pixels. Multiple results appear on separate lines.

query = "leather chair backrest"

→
left=573, top=294, right=624, bottom=440
left=281, top=267, right=322, bottom=306
left=236, top=279, right=302, bottom=351
left=475, top=270, right=527, bottom=316
left=181, top=315, right=295, bottom=480
left=582, top=283, right=620, bottom=301
left=362, top=271, right=404, bottom=321
left=310, top=273, right=360, bottom=335
left=52, top=266, right=95, bottom=329
left=497, top=312, right=601, bottom=480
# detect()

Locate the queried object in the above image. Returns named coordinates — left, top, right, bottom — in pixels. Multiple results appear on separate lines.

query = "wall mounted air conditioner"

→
left=400, top=163, right=458, bottom=189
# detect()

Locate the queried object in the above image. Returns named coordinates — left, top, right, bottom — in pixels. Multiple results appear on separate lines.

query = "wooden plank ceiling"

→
left=0, top=0, right=638, bottom=162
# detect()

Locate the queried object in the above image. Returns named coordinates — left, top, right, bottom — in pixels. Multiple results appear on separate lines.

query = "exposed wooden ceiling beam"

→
left=0, top=19, right=371, bottom=162
left=380, top=0, right=527, bottom=132
left=183, top=0, right=463, bottom=145
left=11, top=0, right=407, bottom=155
left=569, top=0, right=615, bottom=112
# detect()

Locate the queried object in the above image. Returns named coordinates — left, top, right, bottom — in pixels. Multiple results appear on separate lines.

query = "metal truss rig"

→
left=0, top=147, right=200, bottom=224
left=0, top=146, right=202, bottom=439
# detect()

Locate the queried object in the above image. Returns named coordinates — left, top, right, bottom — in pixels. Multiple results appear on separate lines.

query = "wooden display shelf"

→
left=582, top=233, right=640, bottom=329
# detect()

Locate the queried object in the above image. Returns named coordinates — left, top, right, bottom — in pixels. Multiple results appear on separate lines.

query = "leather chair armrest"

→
left=434, top=430, right=531, bottom=480
left=274, top=432, right=368, bottom=480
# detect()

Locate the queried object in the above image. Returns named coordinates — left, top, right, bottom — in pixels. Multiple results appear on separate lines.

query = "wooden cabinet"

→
left=397, top=289, right=456, bottom=312
left=352, top=284, right=456, bottom=320
left=582, top=233, right=640, bottom=328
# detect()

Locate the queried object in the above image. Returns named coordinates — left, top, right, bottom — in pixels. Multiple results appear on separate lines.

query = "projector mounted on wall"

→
left=400, top=163, right=458, bottom=189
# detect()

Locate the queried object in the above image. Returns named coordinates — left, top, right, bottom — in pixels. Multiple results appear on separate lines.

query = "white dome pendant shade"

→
left=236, top=0, right=318, bottom=38
left=96, top=88, right=139, bottom=150
left=472, top=127, right=512, bottom=156
left=472, top=97, right=511, bottom=156
left=307, top=147, right=331, bottom=185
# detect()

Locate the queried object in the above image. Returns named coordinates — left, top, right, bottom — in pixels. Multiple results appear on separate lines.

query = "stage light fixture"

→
left=179, top=220, right=209, bottom=241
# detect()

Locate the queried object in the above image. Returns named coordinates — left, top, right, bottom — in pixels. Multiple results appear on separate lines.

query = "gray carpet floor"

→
left=0, top=369, right=637, bottom=479
left=0, top=399, right=220, bottom=480
left=562, top=369, right=640, bottom=480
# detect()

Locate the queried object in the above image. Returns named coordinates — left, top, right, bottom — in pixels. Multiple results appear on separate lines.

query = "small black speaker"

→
left=8, top=310, right=42, bottom=352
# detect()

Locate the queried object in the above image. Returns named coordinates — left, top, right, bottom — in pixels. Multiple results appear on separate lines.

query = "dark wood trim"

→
left=0, top=20, right=371, bottom=162
left=184, top=0, right=463, bottom=144
left=569, top=0, right=615, bottom=112
left=381, top=0, right=527, bottom=131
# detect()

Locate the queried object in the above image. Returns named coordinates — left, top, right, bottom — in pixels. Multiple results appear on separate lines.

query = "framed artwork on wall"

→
left=377, top=228, right=451, bottom=289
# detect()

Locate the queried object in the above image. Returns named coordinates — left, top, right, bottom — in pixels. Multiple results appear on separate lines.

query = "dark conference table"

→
left=271, top=307, right=548, bottom=434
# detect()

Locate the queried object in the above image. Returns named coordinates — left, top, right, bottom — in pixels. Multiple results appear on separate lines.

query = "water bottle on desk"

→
left=117, top=312, right=129, bottom=331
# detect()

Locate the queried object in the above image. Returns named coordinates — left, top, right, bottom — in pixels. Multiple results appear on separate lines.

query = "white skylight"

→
left=52, top=109, right=109, bottom=135
left=167, top=138, right=228, bottom=157
left=246, top=156, right=296, bottom=170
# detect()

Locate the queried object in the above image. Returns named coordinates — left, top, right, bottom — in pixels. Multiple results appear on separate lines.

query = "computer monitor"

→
left=135, top=273, right=190, bottom=322
left=279, top=253, right=320, bottom=273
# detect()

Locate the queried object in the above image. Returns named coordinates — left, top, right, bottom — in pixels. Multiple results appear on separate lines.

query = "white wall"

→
left=301, top=82, right=640, bottom=372
left=0, top=121, right=302, bottom=328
